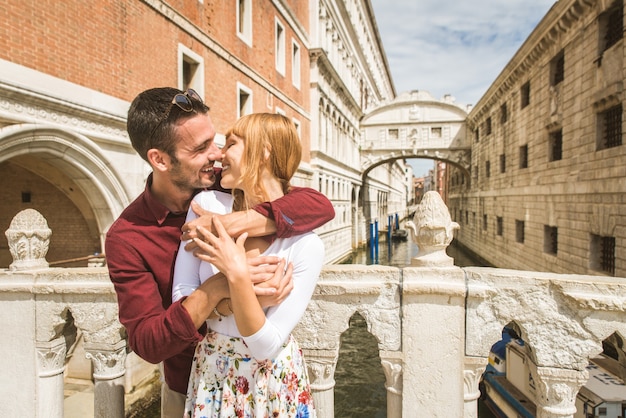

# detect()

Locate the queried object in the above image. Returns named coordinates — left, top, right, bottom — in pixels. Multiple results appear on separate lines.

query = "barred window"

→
left=519, top=145, right=529, bottom=169
left=500, top=103, right=508, bottom=124
left=515, top=220, right=525, bottom=243
left=551, top=50, right=564, bottom=86
left=521, top=81, right=531, bottom=109
left=601, top=0, right=624, bottom=52
left=485, top=160, right=491, bottom=178
left=591, top=234, right=616, bottom=275
left=500, top=154, right=506, bottom=173
left=549, top=129, right=563, bottom=161
left=597, top=104, right=622, bottom=150
left=544, top=225, right=558, bottom=255
left=496, top=217, right=503, bottom=236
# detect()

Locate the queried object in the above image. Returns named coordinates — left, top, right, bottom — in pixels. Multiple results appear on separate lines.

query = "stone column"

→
left=534, top=366, right=589, bottom=418
left=380, top=350, right=403, bottom=418
left=85, top=340, right=127, bottom=418
left=303, top=348, right=338, bottom=418
left=36, top=337, right=67, bottom=418
left=463, top=356, right=488, bottom=418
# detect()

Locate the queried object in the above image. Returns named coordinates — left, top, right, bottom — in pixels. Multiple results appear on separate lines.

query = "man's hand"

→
left=256, top=259, right=294, bottom=308
left=182, top=200, right=276, bottom=249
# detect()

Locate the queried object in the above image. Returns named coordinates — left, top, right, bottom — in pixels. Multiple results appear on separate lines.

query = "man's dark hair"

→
left=126, top=87, right=210, bottom=163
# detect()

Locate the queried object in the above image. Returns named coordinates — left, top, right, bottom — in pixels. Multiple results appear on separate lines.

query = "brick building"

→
left=0, top=0, right=313, bottom=267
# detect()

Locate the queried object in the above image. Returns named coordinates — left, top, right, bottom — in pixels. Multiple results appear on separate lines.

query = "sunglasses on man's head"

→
left=150, top=89, right=204, bottom=138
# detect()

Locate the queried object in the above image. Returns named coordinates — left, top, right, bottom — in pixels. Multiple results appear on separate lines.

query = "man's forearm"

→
left=218, top=209, right=276, bottom=238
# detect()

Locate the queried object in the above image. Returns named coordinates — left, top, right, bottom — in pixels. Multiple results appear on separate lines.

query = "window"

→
left=237, top=83, right=252, bottom=117
left=292, top=118, right=301, bottom=139
left=485, top=160, right=491, bottom=178
left=483, top=214, right=488, bottom=231
left=521, top=81, right=531, bottom=109
left=485, top=117, right=492, bottom=135
left=22, top=191, right=31, bottom=203
left=600, top=0, right=623, bottom=53
left=431, top=127, right=442, bottom=138
left=388, top=128, right=399, bottom=139
left=474, top=128, right=480, bottom=143
left=551, top=50, right=565, bottom=86
left=496, top=217, right=503, bottom=236
left=499, top=154, right=506, bottom=173
left=519, top=145, right=529, bottom=169
left=597, top=104, right=622, bottom=150
left=292, top=40, right=301, bottom=88
left=500, top=103, right=508, bottom=124
left=591, top=234, right=616, bottom=275
left=275, top=19, right=285, bottom=75
left=236, top=0, right=252, bottom=45
left=178, top=45, right=204, bottom=94
left=516, top=220, right=525, bottom=243
left=549, top=129, right=563, bottom=161
left=544, top=225, right=558, bottom=255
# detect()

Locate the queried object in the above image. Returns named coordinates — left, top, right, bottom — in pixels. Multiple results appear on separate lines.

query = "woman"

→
left=172, top=113, right=323, bottom=417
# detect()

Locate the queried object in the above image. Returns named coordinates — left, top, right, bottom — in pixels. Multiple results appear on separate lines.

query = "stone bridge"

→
left=360, top=90, right=472, bottom=176
left=4, top=194, right=626, bottom=417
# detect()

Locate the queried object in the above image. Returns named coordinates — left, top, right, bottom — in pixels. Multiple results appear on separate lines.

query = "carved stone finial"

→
left=405, top=191, right=460, bottom=266
left=5, top=208, right=51, bottom=271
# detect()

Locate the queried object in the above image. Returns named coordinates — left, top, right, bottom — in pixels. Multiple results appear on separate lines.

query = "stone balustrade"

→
left=2, top=201, right=626, bottom=417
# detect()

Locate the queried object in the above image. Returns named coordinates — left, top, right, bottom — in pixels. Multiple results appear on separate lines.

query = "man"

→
left=105, top=87, right=334, bottom=417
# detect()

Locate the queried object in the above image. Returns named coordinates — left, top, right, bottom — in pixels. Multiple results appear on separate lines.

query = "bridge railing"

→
left=2, top=201, right=626, bottom=418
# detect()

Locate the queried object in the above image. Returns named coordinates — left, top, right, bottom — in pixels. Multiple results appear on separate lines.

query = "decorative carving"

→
left=5, top=209, right=51, bottom=271
left=303, top=350, right=338, bottom=391
left=36, top=338, right=67, bottom=377
left=85, top=340, right=127, bottom=380
left=406, top=191, right=460, bottom=266
left=463, top=357, right=488, bottom=402
left=381, top=358, right=403, bottom=395
left=534, top=366, right=588, bottom=417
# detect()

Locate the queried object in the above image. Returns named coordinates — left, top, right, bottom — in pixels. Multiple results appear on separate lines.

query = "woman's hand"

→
left=194, top=218, right=249, bottom=283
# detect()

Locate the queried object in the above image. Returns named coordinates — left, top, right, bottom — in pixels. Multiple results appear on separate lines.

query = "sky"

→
left=369, top=0, right=557, bottom=176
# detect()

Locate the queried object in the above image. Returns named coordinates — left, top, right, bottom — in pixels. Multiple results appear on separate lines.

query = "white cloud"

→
left=370, top=0, right=556, bottom=106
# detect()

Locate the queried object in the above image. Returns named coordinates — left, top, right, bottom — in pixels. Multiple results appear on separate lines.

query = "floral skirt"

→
left=184, top=331, right=316, bottom=418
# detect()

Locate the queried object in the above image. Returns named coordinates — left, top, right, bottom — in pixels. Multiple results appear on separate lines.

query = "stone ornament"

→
left=405, top=191, right=460, bottom=266
left=5, top=208, right=51, bottom=271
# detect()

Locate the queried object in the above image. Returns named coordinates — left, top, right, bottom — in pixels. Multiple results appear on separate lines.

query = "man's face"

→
left=169, top=112, right=221, bottom=192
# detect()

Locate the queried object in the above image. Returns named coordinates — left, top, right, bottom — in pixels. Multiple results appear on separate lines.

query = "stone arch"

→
left=0, top=124, right=132, bottom=251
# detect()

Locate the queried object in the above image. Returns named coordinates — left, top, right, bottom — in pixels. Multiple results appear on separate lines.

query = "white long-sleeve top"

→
left=172, top=190, right=324, bottom=360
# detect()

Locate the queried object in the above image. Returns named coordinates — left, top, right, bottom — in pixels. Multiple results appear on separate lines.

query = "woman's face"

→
left=220, top=134, right=245, bottom=190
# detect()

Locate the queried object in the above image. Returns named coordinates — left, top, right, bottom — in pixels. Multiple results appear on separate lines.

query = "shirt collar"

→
left=143, top=173, right=184, bottom=225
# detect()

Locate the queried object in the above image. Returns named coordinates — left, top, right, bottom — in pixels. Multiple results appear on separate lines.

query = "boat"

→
left=480, top=327, right=626, bottom=418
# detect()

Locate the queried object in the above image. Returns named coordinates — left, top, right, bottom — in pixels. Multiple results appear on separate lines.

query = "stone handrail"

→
left=2, top=204, right=626, bottom=417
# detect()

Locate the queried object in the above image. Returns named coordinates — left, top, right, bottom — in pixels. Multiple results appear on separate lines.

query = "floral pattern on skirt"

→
left=184, top=331, right=316, bottom=418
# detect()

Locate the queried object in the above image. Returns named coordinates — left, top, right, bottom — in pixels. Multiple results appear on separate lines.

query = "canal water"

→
left=334, top=236, right=496, bottom=418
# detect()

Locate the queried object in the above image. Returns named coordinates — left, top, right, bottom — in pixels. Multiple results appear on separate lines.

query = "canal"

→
left=334, top=237, right=495, bottom=417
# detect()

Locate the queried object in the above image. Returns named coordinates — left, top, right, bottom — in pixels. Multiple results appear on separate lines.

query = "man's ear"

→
left=147, top=149, right=170, bottom=172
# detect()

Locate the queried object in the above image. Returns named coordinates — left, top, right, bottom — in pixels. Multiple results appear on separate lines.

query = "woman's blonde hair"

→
left=225, top=113, right=302, bottom=210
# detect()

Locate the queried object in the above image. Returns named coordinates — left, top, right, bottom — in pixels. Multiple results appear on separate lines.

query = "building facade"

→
left=448, top=0, right=626, bottom=277
left=0, top=0, right=405, bottom=269
left=308, top=0, right=400, bottom=263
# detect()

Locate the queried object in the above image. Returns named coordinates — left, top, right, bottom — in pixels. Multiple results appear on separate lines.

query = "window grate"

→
left=604, top=3, right=624, bottom=51
left=602, top=105, right=622, bottom=149
left=600, top=236, right=616, bottom=275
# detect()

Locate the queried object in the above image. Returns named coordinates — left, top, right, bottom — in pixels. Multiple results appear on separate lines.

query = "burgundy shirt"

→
left=105, top=174, right=334, bottom=394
